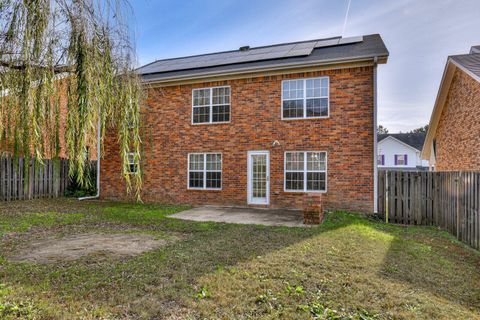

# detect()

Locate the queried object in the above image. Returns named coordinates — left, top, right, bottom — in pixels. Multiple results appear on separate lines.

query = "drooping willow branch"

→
left=0, top=0, right=143, bottom=200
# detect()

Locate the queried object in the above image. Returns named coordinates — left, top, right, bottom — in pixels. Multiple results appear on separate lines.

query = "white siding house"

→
left=378, top=134, right=429, bottom=170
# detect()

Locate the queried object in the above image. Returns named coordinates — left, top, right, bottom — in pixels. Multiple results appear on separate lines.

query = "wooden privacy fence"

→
left=0, top=156, right=69, bottom=201
left=378, top=170, right=480, bottom=250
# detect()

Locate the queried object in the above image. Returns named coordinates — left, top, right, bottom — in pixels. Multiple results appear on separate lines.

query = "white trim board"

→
left=378, top=136, right=421, bottom=153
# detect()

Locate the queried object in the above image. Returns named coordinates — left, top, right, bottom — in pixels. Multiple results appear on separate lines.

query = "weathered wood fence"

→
left=378, top=170, right=480, bottom=250
left=0, top=156, right=69, bottom=201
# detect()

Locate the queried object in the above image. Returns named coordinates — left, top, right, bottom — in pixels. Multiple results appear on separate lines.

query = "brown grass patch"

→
left=10, top=233, right=171, bottom=264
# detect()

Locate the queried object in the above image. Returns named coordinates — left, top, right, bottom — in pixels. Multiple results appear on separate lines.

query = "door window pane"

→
left=252, top=154, right=267, bottom=198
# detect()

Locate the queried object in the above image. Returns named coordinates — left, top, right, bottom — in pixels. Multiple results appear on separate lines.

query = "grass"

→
left=0, top=199, right=479, bottom=319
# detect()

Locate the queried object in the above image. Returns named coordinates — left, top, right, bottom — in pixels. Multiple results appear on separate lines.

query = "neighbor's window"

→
left=285, top=151, right=326, bottom=192
left=126, top=152, right=138, bottom=174
left=377, top=155, right=385, bottom=165
left=192, top=87, right=230, bottom=124
left=188, top=153, right=222, bottom=189
left=282, top=77, right=329, bottom=119
left=395, top=154, right=407, bottom=166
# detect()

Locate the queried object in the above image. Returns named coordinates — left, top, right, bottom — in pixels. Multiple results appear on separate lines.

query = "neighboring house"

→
left=422, top=46, right=480, bottom=171
left=378, top=133, right=428, bottom=171
left=101, top=34, right=389, bottom=213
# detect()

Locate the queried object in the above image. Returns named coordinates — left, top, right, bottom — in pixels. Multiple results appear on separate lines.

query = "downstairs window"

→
left=188, top=153, right=222, bottom=189
left=285, top=151, right=327, bottom=192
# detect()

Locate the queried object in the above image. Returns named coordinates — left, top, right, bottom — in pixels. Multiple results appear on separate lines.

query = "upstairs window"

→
left=188, top=153, right=222, bottom=189
left=282, top=77, right=329, bottom=119
left=395, top=154, right=408, bottom=166
left=192, top=87, right=230, bottom=124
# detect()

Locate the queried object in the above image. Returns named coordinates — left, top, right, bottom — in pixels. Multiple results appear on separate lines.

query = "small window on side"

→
left=126, top=152, right=138, bottom=174
left=377, top=155, right=385, bottom=166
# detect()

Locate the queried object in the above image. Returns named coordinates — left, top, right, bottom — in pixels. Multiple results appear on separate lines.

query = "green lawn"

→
left=0, top=199, right=479, bottom=319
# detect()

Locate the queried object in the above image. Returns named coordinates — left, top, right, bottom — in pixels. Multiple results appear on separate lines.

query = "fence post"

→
left=456, top=173, right=461, bottom=240
left=385, top=171, right=389, bottom=223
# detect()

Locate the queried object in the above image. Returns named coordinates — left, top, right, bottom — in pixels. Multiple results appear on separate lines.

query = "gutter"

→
left=141, top=55, right=389, bottom=85
left=78, top=114, right=101, bottom=201
left=373, top=56, right=378, bottom=214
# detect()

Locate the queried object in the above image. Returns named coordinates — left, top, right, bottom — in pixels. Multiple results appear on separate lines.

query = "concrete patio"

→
left=170, top=206, right=305, bottom=227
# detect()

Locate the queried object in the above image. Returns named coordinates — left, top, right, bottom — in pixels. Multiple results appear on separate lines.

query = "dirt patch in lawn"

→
left=10, top=233, right=171, bottom=264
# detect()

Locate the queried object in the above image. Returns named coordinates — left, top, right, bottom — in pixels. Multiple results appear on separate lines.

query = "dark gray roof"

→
left=450, top=53, right=480, bottom=80
left=378, top=133, right=426, bottom=151
left=139, top=34, right=388, bottom=82
left=470, top=45, right=480, bottom=54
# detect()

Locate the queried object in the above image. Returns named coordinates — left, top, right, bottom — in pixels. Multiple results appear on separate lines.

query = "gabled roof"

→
left=450, top=53, right=480, bottom=81
left=138, top=34, right=388, bottom=83
left=379, top=133, right=426, bottom=152
left=470, top=46, right=480, bottom=54
left=422, top=48, right=480, bottom=160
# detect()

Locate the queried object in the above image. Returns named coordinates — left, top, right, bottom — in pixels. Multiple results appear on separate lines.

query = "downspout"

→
left=429, top=141, right=436, bottom=171
left=373, top=56, right=378, bottom=214
left=78, top=114, right=101, bottom=201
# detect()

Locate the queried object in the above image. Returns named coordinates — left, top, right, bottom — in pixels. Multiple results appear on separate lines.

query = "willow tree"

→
left=0, top=0, right=142, bottom=199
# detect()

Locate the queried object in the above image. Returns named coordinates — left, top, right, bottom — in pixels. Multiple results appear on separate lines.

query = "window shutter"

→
left=382, top=155, right=385, bottom=165
left=394, top=155, right=398, bottom=165
left=404, top=154, right=408, bottom=165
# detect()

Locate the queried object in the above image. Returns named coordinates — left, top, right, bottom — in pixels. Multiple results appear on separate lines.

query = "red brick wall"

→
left=1, top=80, right=97, bottom=160
left=435, top=69, right=480, bottom=171
left=101, top=66, right=375, bottom=213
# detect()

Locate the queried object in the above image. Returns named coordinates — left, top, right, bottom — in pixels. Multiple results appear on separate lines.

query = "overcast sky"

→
left=130, top=0, right=480, bottom=132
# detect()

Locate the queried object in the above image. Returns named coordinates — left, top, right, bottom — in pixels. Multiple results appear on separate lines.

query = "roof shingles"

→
left=450, top=53, right=480, bottom=81
left=138, top=34, right=388, bottom=82
left=378, top=133, right=426, bottom=151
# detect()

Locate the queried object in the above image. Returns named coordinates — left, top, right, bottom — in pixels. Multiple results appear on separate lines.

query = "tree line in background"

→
left=378, top=124, right=429, bottom=134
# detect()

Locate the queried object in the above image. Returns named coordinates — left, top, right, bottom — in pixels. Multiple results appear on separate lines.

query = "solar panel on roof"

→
left=314, top=36, right=363, bottom=49
left=339, top=36, right=363, bottom=45
left=138, top=35, right=365, bottom=75
left=314, top=38, right=340, bottom=48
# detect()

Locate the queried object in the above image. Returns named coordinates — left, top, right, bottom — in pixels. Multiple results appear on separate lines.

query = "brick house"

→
left=0, top=80, right=97, bottom=161
left=101, top=34, right=389, bottom=213
left=422, top=46, right=480, bottom=171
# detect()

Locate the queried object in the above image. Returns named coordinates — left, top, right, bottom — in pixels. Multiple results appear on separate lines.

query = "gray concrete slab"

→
left=170, top=206, right=305, bottom=227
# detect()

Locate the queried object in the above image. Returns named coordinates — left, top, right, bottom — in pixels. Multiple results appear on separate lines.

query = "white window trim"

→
left=395, top=154, right=407, bottom=166
left=284, top=151, right=327, bottom=193
left=191, top=86, right=231, bottom=125
left=187, top=152, right=223, bottom=190
left=125, top=152, right=138, bottom=174
left=377, top=154, right=385, bottom=166
left=281, top=76, right=330, bottom=120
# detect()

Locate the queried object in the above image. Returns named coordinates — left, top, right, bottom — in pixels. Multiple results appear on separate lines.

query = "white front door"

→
left=247, top=151, right=270, bottom=205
